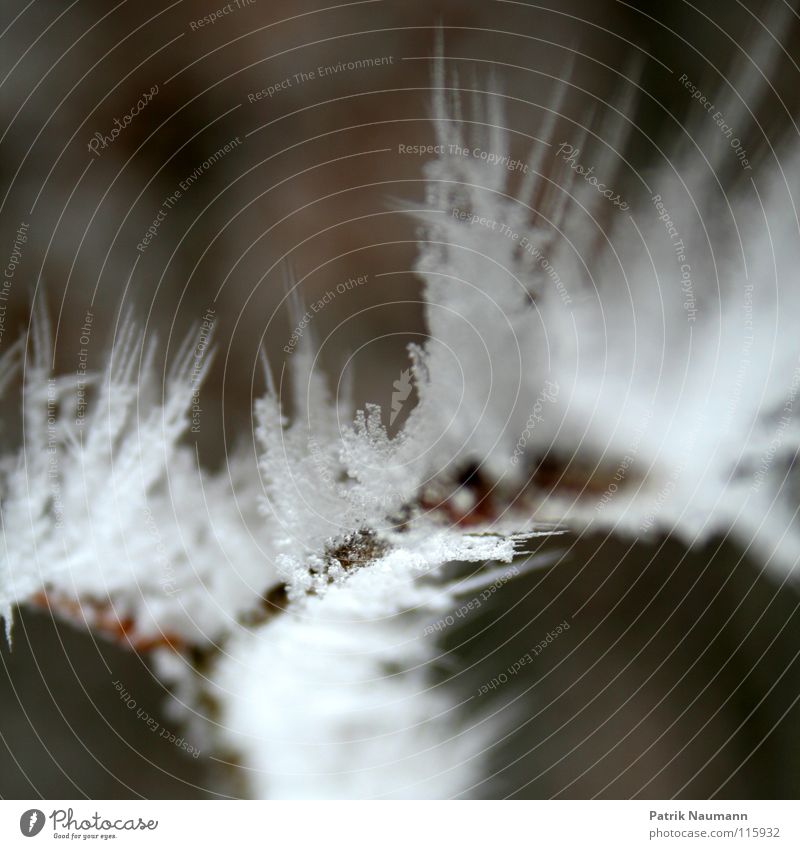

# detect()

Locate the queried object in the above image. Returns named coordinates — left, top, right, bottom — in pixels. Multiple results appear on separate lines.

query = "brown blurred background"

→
left=0, top=0, right=798, bottom=798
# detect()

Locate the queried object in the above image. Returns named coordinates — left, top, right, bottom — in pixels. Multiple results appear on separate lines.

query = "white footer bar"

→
left=1, top=800, right=795, bottom=847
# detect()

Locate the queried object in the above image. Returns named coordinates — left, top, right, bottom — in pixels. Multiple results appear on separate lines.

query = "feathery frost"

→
left=406, top=42, right=800, bottom=575
left=0, top=311, right=273, bottom=645
left=1, top=29, right=799, bottom=796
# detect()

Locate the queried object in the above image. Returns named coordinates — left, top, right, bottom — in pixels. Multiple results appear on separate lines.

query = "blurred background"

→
left=0, top=0, right=798, bottom=798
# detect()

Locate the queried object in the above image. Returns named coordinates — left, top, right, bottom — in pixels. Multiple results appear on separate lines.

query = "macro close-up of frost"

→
left=1, top=0, right=799, bottom=809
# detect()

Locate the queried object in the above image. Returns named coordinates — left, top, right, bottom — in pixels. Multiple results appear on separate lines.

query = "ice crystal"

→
left=2, top=29, right=799, bottom=797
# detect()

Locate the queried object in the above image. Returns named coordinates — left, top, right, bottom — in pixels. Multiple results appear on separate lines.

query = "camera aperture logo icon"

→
left=20, top=809, right=46, bottom=837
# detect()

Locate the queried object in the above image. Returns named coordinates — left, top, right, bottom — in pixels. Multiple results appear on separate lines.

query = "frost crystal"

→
left=2, top=33, right=799, bottom=797
left=0, top=313, right=274, bottom=646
